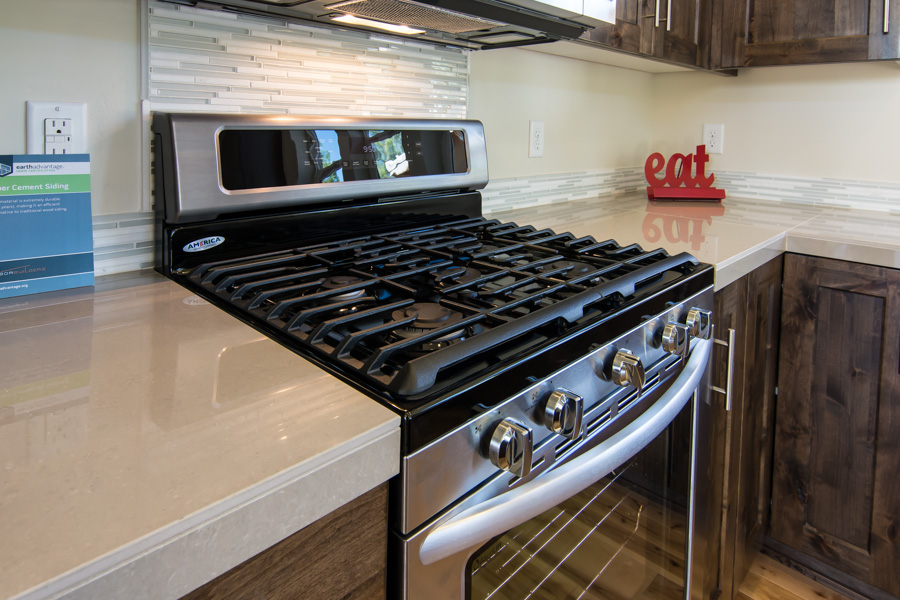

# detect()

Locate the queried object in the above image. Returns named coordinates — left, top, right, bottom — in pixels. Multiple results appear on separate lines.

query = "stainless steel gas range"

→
left=153, top=113, right=718, bottom=600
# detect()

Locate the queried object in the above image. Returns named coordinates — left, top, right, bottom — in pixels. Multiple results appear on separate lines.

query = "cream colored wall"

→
left=0, top=0, right=142, bottom=215
left=468, top=48, right=655, bottom=180
left=5, top=0, right=899, bottom=218
left=650, top=61, right=900, bottom=184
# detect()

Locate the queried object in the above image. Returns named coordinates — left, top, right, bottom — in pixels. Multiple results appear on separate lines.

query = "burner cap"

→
left=392, top=302, right=466, bottom=342
left=320, top=275, right=366, bottom=301
left=543, top=260, right=595, bottom=278
left=434, top=266, right=482, bottom=286
left=321, top=275, right=363, bottom=290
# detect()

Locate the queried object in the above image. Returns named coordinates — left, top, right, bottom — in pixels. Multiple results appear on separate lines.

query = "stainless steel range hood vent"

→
left=327, top=0, right=504, bottom=33
left=178, top=0, right=616, bottom=49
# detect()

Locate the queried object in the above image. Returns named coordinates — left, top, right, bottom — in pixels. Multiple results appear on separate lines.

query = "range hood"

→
left=169, top=0, right=616, bottom=49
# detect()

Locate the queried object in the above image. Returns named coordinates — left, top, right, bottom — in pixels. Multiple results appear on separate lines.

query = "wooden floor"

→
left=736, top=554, right=854, bottom=600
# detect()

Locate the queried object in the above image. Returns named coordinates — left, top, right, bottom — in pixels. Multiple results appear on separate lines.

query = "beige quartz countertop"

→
left=0, top=273, right=400, bottom=600
left=489, top=194, right=900, bottom=288
left=3, top=193, right=898, bottom=600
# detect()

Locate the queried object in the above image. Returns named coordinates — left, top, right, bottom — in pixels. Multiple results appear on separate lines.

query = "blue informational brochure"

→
left=0, top=154, right=94, bottom=299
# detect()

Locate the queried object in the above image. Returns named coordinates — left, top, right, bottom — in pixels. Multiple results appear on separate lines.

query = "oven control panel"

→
left=484, top=305, right=713, bottom=479
left=401, top=288, right=714, bottom=535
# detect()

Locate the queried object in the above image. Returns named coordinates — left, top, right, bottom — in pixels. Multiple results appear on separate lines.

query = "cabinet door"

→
left=771, top=254, right=900, bottom=597
left=581, top=0, right=705, bottom=67
left=657, top=0, right=704, bottom=66
left=731, top=257, right=782, bottom=594
left=711, top=274, right=749, bottom=600
left=711, top=256, right=783, bottom=600
left=582, top=0, right=654, bottom=56
left=717, top=0, right=900, bottom=67
left=181, top=484, right=388, bottom=600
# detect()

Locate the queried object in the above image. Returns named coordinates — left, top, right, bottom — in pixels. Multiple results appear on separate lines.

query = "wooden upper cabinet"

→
left=716, top=0, right=900, bottom=68
left=581, top=0, right=706, bottom=67
left=658, top=0, right=705, bottom=66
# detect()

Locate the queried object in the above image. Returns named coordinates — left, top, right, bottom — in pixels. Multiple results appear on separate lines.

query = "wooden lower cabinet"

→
left=711, top=256, right=783, bottom=600
left=770, top=254, right=900, bottom=599
left=181, top=483, right=388, bottom=600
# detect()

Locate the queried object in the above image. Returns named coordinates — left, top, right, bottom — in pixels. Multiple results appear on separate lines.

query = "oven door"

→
left=399, top=337, right=713, bottom=600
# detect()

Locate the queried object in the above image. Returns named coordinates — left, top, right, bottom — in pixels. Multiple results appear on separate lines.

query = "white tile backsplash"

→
left=92, top=1, right=900, bottom=276
left=93, top=0, right=470, bottom=276
left=147, top=1, right=468, bottom=117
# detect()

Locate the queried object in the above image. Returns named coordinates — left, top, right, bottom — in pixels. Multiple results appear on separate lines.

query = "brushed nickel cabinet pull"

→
left=885, top=0, right=890, bottom=34
left=711, top=327, right=736, bottom=412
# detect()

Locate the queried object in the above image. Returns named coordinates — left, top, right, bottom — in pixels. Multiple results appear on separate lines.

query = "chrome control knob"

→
left=489, top=418, right=533, bottom=479
left=661, top=322, right=689, bottom=357
left=611, top=349, right=645, bottom=396
left=544, top=389, right=584, bottom=441
left=686, top=308, right=712, bottom=340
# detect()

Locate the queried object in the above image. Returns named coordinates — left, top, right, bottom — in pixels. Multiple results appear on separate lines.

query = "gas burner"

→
left=320, top=275, right=366, bottom=301
left=433, top=266, right=482, bottom=286
left=541, top=260, right=596, bottom=279
left=393, top=302, right=465, bottom=336
left=391, top=302, right=470, bottom=351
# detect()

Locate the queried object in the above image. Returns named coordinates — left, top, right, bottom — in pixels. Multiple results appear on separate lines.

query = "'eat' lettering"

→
left=644, top=145, right=715, bottom=189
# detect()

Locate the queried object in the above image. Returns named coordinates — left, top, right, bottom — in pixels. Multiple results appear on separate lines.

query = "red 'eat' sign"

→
left=644, top=144, right=725, bottom=201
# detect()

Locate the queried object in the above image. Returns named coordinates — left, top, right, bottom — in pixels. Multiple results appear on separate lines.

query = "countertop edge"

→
left=713, top=233, right=787, bottom=290
left=13, top=424, right=401, bottom=600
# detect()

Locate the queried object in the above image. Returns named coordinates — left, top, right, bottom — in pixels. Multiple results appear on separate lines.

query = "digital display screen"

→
left=218, top=128, right=468, bottom=191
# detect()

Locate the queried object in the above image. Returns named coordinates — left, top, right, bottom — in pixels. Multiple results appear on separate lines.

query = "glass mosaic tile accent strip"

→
left=482, top=170, right=900, bottom=215
left=92, top=213, right=157, bottom=277
left=146, top=0, right=468, bottom=117
left=481, top=168, right=645, bottom=213
left=715, top=172, right=900, bottom=215
left=92, top=0, right=900, bottom=276
left=95, top=166, right=900, bottom=276
left=94, top=0, right=470, bottom=276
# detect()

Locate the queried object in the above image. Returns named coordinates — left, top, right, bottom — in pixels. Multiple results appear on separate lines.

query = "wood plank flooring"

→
left=736, top=554, right=854, bottom=600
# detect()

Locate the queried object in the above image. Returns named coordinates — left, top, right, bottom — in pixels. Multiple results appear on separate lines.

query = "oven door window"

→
left=467, top=401, right=692, bottom=600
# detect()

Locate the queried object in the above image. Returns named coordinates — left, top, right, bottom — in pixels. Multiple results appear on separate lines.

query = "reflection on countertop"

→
left=490, top=194, right=900, bottom=288
left=0, top=275, right=400, bottom=600
left=3, top=192, right=899, bottom=600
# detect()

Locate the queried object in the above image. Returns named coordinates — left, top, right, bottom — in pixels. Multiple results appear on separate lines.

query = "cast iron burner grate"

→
left=184, top=217, right=699, bottom=399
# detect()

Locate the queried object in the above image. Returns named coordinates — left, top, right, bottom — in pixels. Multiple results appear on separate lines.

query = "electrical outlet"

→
left=26, top=101, right=87, bottom=154
left=529, top=120, right=545, bottom=158
left=703, top=124, right=724, bottom=154
left=44, top=118, right=73, bottom=154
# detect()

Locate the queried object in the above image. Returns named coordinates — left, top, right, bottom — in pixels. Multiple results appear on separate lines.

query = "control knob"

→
left=686, top=308, right=712, bottom=340
left=611, top=349, right=645, bottom=395
left=661, top=322, right=689, bottom=357
left=489, top=418, right=533, bottom=479
left=544, top=389, right=584, bottom=441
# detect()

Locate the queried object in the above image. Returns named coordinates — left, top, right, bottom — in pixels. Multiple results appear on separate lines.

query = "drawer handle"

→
left=711, top=327, right=736, bottom=412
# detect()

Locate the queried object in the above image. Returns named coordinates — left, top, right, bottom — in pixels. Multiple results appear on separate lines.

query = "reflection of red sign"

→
left=644, top=145, right=725, bottom=201
left=641, top=201, right=725, bottom=251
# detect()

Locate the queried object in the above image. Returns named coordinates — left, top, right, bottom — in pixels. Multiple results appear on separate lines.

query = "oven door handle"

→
left=418, top=337, right=711, bottom=566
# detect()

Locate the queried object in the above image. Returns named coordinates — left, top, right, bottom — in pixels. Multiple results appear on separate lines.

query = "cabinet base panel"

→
left=762, top=540, right=897, bottom=600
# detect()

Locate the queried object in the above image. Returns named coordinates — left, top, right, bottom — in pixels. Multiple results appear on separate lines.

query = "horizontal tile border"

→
left=95, top=169, right=900, bottom=275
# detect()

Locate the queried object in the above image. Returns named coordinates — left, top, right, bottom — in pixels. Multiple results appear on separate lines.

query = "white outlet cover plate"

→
left=26, top=101, right=87, bottom=154
left=703, top=123, right=724, bottom=154
left=529, top=120, right=545, bottom=158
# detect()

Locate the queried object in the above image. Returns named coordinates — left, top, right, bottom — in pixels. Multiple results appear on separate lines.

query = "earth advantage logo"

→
left=0, top=163, right=11, bottom=177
